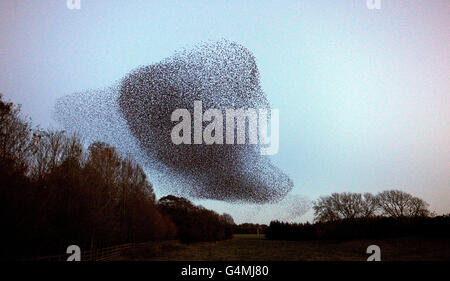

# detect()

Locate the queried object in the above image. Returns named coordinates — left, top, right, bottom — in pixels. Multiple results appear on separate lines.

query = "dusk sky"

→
left=0, top=0, right=448, bottom=223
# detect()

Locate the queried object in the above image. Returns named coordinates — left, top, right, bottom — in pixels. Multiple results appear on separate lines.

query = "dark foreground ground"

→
left=115, top=234, right=450, bottom=261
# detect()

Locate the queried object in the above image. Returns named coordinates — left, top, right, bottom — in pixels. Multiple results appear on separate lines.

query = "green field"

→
left=117, top=234, right=449, bottom=261
left=231, top=234, right=266, bottom=240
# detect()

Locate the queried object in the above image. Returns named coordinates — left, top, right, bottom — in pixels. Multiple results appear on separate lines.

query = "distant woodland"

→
left=266, top=190, right=449, bottom=240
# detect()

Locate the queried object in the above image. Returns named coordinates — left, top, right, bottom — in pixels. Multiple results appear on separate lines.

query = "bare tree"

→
left=313, top=195, right=340, bottom=222
left=0, top=94, right=32, bottom=172
left=313, top=192, right=379, bottom=222
left=361, top=193, right=379, bottom=217
left=28, top=130, right=85, bottom=181
left=408, top=196, right=430, bottom=217
left=313, top=193, right=359, bottom=222
left=376, top=190, right=429, bottom=217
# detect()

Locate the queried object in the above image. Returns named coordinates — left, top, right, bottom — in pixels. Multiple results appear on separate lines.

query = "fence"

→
left=27, top=241, right=158, bottom=261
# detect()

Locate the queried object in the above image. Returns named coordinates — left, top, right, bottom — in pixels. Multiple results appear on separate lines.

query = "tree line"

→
left=158, top=195, right=233, bottom=242
left=313, top=190, right=430, bottom=222
left=0, top=94, right=234, bottom=260
left=266, top=190, right=449, bottom=241
left=233, top=223, right=267, bottom=234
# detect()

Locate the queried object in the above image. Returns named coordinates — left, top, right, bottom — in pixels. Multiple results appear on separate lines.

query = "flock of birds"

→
left=55, top=40, right=294, bottom=204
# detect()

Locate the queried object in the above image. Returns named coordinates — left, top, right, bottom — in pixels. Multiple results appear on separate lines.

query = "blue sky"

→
left=1, top=0, right=448, bottom=223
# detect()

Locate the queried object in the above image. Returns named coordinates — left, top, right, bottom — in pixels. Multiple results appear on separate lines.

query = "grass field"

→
left=232, top=234, right=266, bottom=239
left=117, top=234, right=449, bottom=261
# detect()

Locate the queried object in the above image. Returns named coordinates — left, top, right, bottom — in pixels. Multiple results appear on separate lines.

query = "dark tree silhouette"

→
left=158, top=195, right=233, bottom=242
left=313, top=192, right=379, bottom=222
left=376, top=190, right=429, bottom=217
left=313, top=190, right=429, bottom=223
left=222, top=213, right=235, bottom=225
left=0, top=94, right=180, bottom=259
left=268, top=190, right=439, bottom=241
